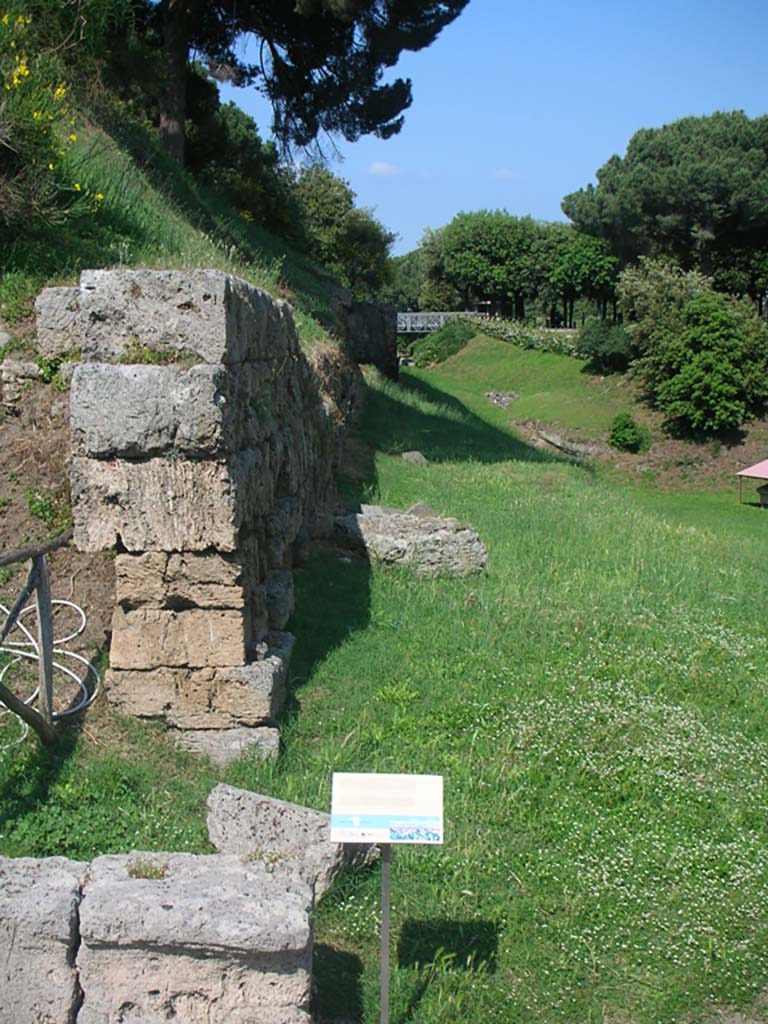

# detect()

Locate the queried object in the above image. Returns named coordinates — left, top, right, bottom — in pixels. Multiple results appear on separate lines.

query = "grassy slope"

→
left=418, top=335, right=636, bottom=433
left=0, top=117, right=337, bottom=349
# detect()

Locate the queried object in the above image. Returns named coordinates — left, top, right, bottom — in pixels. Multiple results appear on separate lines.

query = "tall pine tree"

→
left=157, top=0, right=468, bottom=162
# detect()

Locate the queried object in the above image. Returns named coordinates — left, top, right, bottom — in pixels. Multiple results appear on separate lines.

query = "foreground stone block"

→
left=34, top=285, right=80, bottom=357
left=207, top=784, right=375, bottom=898
left=0, top=855, right=87, bottom=1024
left=110, top=606, right=249, bottom=670
left=335, top=503, right=488, bottom=577
left=114, top=550, right=247, bottom=610
left=77, top=852, right=313, bottom=1024
left=70, top=363, right=228, bottom=458
left=37, top=269, right=309, bottom=365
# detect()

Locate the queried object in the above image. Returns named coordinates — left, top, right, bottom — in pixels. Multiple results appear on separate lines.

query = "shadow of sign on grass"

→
left=391, top=919, right=499, bottom=1024
left=397, top=918, right=498, bottom=974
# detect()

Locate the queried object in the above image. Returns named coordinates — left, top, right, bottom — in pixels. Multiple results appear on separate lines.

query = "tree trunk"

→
left=514, top=293, right=525, bottom=321
left=159, top=0, right=196, bottom=163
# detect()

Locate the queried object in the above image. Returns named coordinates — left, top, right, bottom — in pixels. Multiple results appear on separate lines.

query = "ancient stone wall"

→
left=35, top=269, right=361, bottom=761
left=345, top=300, right=398, bottom=380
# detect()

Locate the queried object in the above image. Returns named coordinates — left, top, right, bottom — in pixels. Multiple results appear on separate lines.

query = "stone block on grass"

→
left=207, top=783, right=377, bottom=898
left=335, top=503, right=487, bottom=577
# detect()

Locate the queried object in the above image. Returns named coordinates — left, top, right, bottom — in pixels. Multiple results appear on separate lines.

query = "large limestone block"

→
left=0, top=855, right=87, bottom=1024
left=77, top=852, right=313, bottom=1024
left=70, top=363, right=229, bottom=458
left=34, top=285, right=81, bottom=357
left=105, top=631, right=294, bottom=727
left=114, top=551, right=246, bottom=609
left=110, top=606, right=249, bottom=669
left=335, top=503, right=488, bottom=577
left=70, top=456, right=239, bottom=552
left=207, top=784, right=375, bottom=898
left=73, top=269, right=297, bottom=365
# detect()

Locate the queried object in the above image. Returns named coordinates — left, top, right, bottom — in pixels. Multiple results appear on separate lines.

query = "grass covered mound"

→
left=3, top=353, right=768, bottom=1022
left=410, top=317, right=476, bottom=366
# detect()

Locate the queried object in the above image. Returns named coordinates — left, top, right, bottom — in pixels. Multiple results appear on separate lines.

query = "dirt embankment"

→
left=1, top=376, right=115, bottom=657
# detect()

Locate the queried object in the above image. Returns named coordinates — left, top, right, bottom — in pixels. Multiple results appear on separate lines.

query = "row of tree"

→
left=393, top=111, right=768, bottom=321
left=384, top=215, right=618, bottom=327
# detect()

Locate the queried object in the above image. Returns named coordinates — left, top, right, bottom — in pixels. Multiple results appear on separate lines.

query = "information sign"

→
left=330, top=772, right=443, bottom=845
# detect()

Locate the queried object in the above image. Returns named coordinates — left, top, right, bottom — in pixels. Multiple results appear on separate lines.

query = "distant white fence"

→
left=396, top=311, right=487, bottom=334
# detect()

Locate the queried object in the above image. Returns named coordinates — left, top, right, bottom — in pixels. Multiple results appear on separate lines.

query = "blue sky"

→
left=221, top=0, right=768, bottom=256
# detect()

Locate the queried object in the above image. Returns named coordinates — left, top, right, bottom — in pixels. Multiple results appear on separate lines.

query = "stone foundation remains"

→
left=34, top=268, right=361, bottom=761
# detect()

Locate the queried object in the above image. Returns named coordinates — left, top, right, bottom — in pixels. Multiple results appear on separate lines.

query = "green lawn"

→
left=415, top=335, right=636, bottom=435
left=2, top=357, right=768, bottom=1023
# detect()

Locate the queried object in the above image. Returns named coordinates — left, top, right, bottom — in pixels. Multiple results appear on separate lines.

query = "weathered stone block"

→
left=77, top=852, right=313, bottom=1024
left=110, top=606, right=249, bottom=669
left=346, top=300, right=398, bottom=379
left=70, top=456, right=239, bottom=552
left=105, top=631, right=293, bottom=728
left=114, top=551, right=246, bottom=609
left=0, top=855, right=87, bottom=1024
left=70, top=363, right=229, bottom=458
left=175, top=725, right=280, bottom=765
left=335, top=503, right=488, bottom=577
left=75, top=269, right=294, bottom=365
left=207, top=784, right=375, bottom=899
left=34, top=285, right=80, bottom=357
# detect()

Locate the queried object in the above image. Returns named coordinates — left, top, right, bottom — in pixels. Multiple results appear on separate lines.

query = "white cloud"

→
left=368, top=161, right=401, bottom=177
left=495, top=166, right=514, bottom=181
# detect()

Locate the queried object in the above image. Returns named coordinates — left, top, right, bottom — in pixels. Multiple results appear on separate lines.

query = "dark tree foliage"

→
left=156, top=0, right=469, bottom=161
left=184, top=68, right=302, bottom=241
left=562, top=111, right=768, bottom=298
left=291, top=164, right=395, bottom=299
left=377, top=249, right=424, bottom=310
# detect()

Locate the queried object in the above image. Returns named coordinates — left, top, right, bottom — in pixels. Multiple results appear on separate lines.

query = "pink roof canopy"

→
left=737, top=459, right=768, bottom=481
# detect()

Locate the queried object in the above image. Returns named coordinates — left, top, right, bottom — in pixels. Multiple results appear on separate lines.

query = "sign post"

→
left=330, top=773, right=444, bottom=1024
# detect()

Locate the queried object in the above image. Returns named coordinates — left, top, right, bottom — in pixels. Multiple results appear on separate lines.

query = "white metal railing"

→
left=396, top=311, right=487, bottom=334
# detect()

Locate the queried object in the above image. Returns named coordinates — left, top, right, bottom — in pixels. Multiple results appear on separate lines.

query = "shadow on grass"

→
left=390, top=919, right=499, bottom=1024
left=398, top=919, right=499, bottom=973
left=313, top=944, right=365, bottom=1023
left=0, top=716, right=83, bottom=851
left=362, top=371, right=569, bottom=466
left=282, top=547, right=372, bottom=723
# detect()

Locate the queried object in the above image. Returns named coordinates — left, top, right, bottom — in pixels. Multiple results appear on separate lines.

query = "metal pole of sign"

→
left=380, top=843, right=391, bottom=1024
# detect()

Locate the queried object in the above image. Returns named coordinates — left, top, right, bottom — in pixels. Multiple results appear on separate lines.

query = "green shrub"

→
left=608, top=412, right=650, bottom=453
left=474, top=316, right=579, bottom=355
left=0, top=9, right=87, bottom=235
left=577, top=318, right=632, bottom=372
left=411, top=317, right=475, bottom=366
left=619, top=258, right=768, bottom=435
